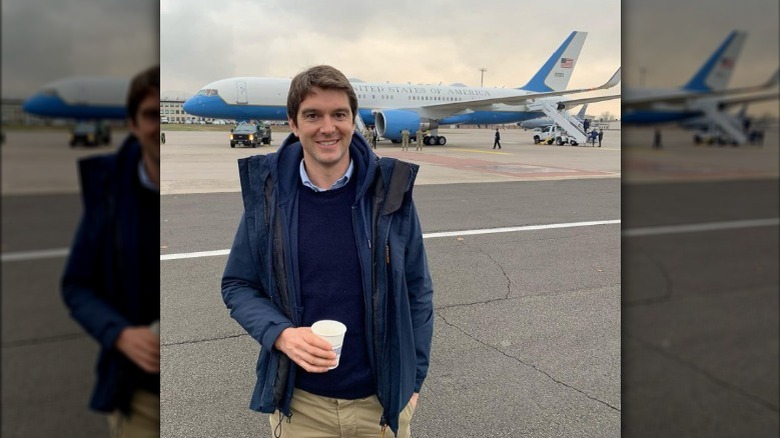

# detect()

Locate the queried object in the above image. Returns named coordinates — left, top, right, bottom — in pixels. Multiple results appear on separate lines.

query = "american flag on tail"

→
left=560, top=58, right=574, bottom=68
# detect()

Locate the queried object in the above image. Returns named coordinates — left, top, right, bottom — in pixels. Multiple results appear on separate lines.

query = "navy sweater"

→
left=295, top=177, right=375, bottom=399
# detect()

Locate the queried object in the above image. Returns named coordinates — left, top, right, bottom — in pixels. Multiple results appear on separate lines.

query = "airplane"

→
left=183, top=31, right=621, bottom=145
left=519, top=103, right=591, bottom=130
left=22, top=76, right=129, bottom=146
left=622, top=30, right=779, bottom=144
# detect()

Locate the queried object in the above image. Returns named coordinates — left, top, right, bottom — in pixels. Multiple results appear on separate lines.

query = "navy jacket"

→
left=221, top=132, right=434, bottom=434
left=61, top=136, right=159, bottom=413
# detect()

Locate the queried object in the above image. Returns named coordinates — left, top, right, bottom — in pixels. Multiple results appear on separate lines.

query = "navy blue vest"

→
left=295, top=177, right=375, bottom=399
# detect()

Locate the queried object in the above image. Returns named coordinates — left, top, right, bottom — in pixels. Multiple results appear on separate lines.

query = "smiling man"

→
left=221, top=65, right=434, bottom=437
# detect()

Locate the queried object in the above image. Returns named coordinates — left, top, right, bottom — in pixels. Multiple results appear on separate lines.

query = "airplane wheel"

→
left=230, top=143, right=235, bottom=148
left=437, top=136, right=447, bottom=145
left=160, top=133, right=166, bottom=144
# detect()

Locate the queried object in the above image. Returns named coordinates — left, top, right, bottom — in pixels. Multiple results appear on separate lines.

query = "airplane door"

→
left=236, top=81, right=248, bottom=104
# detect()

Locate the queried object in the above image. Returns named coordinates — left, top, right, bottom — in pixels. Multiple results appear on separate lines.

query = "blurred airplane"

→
left=22, top=76, right=129, bottom=146
left=622, top=30, right=779, bottom=144
left=183, top=31, right=620, bottom=145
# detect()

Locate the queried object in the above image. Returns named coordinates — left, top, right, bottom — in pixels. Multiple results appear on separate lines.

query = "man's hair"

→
left=126, top=65, right=160, bottom=122
left=287, top=65, right=357, bottom=124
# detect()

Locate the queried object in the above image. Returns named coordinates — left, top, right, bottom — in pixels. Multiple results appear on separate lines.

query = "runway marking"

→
left=159, top=220, right=621, bottom=261
left=5, top=218, right=775, bottom=263
left=1, top=248, right=69, bottom=262
left=623, top=218, right=779, bottom=237
left=453, top=148, right=512, bottom=155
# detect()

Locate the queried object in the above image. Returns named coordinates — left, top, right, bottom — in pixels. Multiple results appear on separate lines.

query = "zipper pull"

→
left=385, top=245, right=390, bottom=264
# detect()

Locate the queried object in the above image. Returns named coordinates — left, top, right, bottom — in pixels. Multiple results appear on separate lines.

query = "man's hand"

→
left=410, top=392, right=419, bottom=410
left=274, top=327, right=337, bottom=373
left=115, top=326, right=160, bottom=373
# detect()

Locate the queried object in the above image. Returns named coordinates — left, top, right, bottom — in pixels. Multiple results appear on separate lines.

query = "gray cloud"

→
left=1, top=0, right=158, bottom=99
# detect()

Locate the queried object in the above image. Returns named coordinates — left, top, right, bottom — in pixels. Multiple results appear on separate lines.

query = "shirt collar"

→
left=138, top=160, right=159, bottom=192
left=299, top=159, right=354, bottom=192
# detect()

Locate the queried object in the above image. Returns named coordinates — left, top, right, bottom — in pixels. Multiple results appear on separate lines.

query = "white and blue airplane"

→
left=22, top=76, right=131, bottom=146
left=22, top=76, right=129, bottom=120
left=622, top=30, right=779, bottom=144
left=183, top=31, right=621, bottom=145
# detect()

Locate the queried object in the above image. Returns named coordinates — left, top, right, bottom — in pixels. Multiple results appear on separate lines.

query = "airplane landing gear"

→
left=424, top=136, right=447, bottom=145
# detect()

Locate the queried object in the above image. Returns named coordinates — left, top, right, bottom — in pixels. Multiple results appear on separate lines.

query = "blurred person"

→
left=61, top=65, right=160, bottom=438
left=598, top=128, right=604, bottom=147
left=653, top=128, right=663, bottom=149
left=415, top=127, right=424, bottom=151
left=493, top=127, right=501, bottom=149
left=401, top=128, right=410, bottom=151
left=221, top=65, right=434, bottom=438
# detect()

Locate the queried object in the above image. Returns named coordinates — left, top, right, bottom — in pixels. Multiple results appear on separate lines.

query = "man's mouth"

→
left=317, top=139, right=339, bottom=146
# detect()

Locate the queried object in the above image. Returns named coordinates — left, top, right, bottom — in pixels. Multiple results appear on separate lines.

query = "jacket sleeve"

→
left=404, top=199, right=434, bottom=393
left=221, top=213, right=294, bottom=349
left=61, top=206, right=132, bottom=351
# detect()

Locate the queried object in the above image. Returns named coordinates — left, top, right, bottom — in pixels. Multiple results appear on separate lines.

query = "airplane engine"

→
left=375, top=109, right=438, bottom=141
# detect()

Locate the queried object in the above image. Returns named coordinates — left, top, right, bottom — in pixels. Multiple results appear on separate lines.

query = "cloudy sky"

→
left=161, top=0, right=623, bottom=117
left=1, top=0, right=158, bottom=100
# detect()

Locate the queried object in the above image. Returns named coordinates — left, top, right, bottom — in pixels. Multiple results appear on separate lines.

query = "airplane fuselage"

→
left=183, top=77, right=546, bottom=129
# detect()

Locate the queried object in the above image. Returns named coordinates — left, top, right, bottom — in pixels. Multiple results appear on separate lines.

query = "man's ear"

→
left=288, top=118, right=297, bottom=134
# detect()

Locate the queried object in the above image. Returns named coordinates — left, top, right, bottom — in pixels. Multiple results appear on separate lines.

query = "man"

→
left=221, top=65, right=434, bottom=438
left=401, top=128, right=410, bottom=151
left=493, top=128, right=501, bottom=149
left=598, top=129, right=604, bottom=147
left=61, top=65, right=160, bottom=437
left=415, top=128, right=424, bottom=151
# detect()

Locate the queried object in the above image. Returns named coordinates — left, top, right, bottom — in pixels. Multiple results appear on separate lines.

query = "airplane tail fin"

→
left=576, top=104, right=589, bottom=119
left=520, top=31, right=588, bottom=92
left=682, top=30, right=746, bottom=92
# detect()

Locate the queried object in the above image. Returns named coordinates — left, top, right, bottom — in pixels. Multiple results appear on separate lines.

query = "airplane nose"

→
left=22, top=94, right=57, bottom=116
left=182, top=96, right=197, bottom=114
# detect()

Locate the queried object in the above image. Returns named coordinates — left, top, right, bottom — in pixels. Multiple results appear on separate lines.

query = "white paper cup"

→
left=311, top=320, right=347, bottom=370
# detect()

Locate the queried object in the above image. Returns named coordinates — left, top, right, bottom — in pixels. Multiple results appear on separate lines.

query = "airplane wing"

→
left=624, top=69, right=778, bottom=109
left=556, top=93, right=621, bottom=109
left=409, top=68, right=621, bottom=120
left=712, top=91, right=780, bottom=109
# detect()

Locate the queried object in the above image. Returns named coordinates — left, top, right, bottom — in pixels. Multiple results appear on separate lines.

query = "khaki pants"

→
left=270, top=388, right=415, bottom=438
left=107, top=389, right=160, bottom=438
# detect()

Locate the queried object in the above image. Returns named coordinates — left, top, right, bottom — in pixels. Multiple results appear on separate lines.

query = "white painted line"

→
left=422, top=220, right=621, bottom=239
left=623, top=218, right=779, bottom=237
left=160, top=220, right=622, bottom=261
left=161, top=249, right=230, bottom=261
left=1, top=248, right=69, bottom=263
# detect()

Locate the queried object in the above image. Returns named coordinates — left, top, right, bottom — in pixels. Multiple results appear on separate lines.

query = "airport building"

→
left=160, top=97, right=190, bottom=124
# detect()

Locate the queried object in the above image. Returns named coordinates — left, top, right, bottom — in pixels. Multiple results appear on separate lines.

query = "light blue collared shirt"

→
left=138, top=160, right=159, bottom=192
left=299, top=159, right=354, bottom=192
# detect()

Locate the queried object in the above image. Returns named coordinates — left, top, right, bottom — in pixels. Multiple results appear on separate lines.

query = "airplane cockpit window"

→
left=40, top=88, right=58, bottom=97
left=196, top=89, right=219, bottom=97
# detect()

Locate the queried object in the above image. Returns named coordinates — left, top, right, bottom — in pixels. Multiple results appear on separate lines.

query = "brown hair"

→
left=286, top=65, right=357, bottom=124
left=126, top=65, right=160, bottom=123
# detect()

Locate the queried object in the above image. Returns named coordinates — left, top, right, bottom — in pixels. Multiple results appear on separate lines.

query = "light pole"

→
left=478, top=67, right=487, bottom=87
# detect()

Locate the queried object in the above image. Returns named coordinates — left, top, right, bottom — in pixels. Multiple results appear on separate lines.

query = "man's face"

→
left=130, top=92, right=160, bottom=165
left=289, top=87, right=354, bottom=173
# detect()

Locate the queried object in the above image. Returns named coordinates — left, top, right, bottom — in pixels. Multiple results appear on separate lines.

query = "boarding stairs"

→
left=702, top=106, right=748, bottom=144
left=354, top=113, right=369, bottom=139
left=531, top=100, right=588, bottom=144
